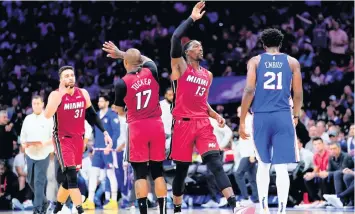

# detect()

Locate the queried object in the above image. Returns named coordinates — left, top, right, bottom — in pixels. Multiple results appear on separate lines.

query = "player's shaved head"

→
left=124, top=48, right=142, bottom=67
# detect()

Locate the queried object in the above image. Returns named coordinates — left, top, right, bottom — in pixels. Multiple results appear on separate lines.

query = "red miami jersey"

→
left=172, top=65, right=211, bottom=118
left=53, top=87, right=86, bottom=137
left=121, top=67, right=161, bottom=123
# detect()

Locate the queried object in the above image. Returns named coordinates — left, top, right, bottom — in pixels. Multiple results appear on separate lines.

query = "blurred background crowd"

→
left=0, top=0, right=353, bottom=211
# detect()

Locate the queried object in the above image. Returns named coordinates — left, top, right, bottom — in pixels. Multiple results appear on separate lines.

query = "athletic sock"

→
left=257, top=161, right=271, bottom=212
left=158, top=197, right=167, bottom=214
left=275, top=164, right=290, bottom=213
left=227, top=195, right=237, bottom=211
left=53, top=202, right=64, bottom=214
left=76, top=205, right=84, bottom=214
left=137, top=197, right=148, bottom=214
left=173, top=204, right=182, bottom=213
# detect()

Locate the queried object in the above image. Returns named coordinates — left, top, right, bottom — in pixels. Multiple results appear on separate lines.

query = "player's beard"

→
left=67, top=82, right=75, bottom=88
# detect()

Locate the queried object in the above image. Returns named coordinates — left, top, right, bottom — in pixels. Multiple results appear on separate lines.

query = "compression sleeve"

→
left=143, top=61, right=159, bottom=82
left=114, top=79, right=127, bottom=107
left=85, top=106, right=106, bottom=133
left=170, top=17, right=194, bottom=58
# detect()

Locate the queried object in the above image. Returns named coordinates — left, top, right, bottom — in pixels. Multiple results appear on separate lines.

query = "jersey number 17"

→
left=135, top=89, right=152, bottom=110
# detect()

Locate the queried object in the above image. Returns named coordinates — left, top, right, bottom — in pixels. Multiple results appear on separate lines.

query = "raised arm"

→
left=44, top=91, right=62, bottom=119
left=170, top=1, right=206, bottom=80
left=102, top=41, right=153, bottom=65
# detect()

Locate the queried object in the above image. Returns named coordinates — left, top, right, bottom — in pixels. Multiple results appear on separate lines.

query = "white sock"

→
left=275, top=164, right=289, bottom=213
left=147, top=192, right=154, bottom=202
left=256, top=161, right=271, bottom=213
left=88, top=167, right=100, bottom=201
left=106, top=168, right=118, bottom=201
left=105, top=192, right=111, bottom=201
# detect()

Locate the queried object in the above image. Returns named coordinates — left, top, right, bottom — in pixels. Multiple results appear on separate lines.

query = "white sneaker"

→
left=12, top=198, right=24, bottom=210
left=23, top=200, right=33, bottom=209
left=201, top=199, right=219, bottom=208
left=58, top=205, right=71, bottom=214
left=218, top=197, right=228, bottom=207
left=323, top=195, right=343, bottom=208
left=72, top=205, right=78, bottom=214
left=240, top=199, right=253, bottom=206
left=233, top=203, right=256, bottom=214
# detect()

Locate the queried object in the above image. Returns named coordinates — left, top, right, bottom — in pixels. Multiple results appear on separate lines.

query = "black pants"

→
left=304, top=177, right=334, bottom=202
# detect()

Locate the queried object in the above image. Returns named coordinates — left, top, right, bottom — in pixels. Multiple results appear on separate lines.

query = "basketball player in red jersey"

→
left=169, top=1, right=254, bottom=214
left=44, top=66, right=113, bottom=214
left=102, top=42, right=168, bottom=214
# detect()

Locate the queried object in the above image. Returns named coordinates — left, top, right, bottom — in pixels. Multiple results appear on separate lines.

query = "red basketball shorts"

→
left=53, top=134, right=84, bottom=171
left=128, top=117, right=165, bottom=162
left=170, top=118, right=219, bottom=162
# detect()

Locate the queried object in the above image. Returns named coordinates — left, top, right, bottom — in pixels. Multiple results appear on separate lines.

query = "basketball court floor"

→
left=4, top=208, right=352, bottom=214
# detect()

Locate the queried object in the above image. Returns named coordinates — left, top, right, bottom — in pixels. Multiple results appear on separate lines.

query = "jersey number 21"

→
left=264, top=72, right=283, bottom=90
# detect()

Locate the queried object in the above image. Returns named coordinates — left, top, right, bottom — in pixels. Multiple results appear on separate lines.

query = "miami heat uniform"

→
left=53, top=87, right=86, bottom=171
left=251, top=53, right=299, bottom=164
left=170, top=65, right=218, bottom=162
left=114, top=61, right=165, bottom=162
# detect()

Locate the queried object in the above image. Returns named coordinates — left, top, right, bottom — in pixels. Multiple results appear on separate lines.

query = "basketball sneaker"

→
left=234, top=202, right=256, bottom=214
left=103, top=199, right=119, bottom=210
left=82, top=200, right=95, bottom=210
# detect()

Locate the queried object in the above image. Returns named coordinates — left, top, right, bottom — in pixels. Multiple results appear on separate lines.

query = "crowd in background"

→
left=0, top=0, right=354, bottom=211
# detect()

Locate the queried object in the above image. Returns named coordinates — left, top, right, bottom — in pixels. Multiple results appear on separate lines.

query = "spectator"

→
left=12, top=144, right=33, bottom=209
left=327, top=106, right=340, bottom=125
left=324, top=61, right=343, bottom=85
left=319, top=142, right=353, bottom=196
left=310, top=66, right=325, bottom=86
left=342, top=124, right=354, bottom=155
left=0, top=160, right=19, bottom=210
left=316, top=120, right=330, bottom=144
left=0, top=110, right=17, bottom=164
left=328, top=21, right=349, bottom=66
left=299, top=42, right=315, bottom=69
left=303, top=137, right=330, bottom=208
left=290, top=138, right=314, bottom=205
left=305, top=125, right=318, bottom=152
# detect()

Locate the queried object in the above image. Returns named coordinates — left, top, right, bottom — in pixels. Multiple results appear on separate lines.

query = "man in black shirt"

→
left=319, top=142, right=354, bottom=206
left=0, top=111, right=17, bottom=162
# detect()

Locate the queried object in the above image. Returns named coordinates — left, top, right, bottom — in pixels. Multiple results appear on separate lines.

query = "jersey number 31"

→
left=264, top=72, right=282, bottom=90
left=136, top=89, right=152, bottom=110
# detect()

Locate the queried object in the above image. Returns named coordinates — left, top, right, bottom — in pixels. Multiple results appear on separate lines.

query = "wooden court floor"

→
left=4, top=207, right=352, bottom=214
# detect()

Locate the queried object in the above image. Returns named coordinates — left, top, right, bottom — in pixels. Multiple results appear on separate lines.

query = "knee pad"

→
left=65, top=167, right=78, bottom=189
left=203, top=153, right=232, bottom=191
left=172, top=161, right=190, bottom=196
left=149, top=161, right=163, bottom=181
left=131, top=162, right=149, bottom=180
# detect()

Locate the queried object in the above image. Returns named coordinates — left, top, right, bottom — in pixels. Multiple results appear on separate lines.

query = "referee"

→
left=20, top=96, right=54, bottom=214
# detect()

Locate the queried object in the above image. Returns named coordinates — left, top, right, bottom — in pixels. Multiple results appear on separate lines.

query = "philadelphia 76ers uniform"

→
left=251, top=53, right=299, bottom=164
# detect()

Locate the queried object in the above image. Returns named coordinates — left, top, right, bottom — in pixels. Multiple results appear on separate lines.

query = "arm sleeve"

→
left=109, top=114, right=120, bottom=149
left=114, top=79, right=127, bottom=107
left=85, top=106, right=106, bottom=133
left=170, top=17, right=194, bottom=58
left=143, top=61, right=159, bottom=82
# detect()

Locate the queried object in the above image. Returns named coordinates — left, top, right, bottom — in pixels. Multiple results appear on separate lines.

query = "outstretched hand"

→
left=102, top=41, right=121, bottom=59
left=190, top=1, right=206, bottom=21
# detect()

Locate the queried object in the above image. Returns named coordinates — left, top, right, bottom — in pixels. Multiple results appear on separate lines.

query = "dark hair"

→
left=328, top=142, right=340, bottom=148
left=312, top=137, right=323, bottom=143
left=260, top=28, right=284, bottom=48
left=32, top=95, right=43, bottom=102
left=165, top=87, right=173, bottom=93
left=58, top=66, right=74, bottom=77
left=99, top=95, right=110, bottom=102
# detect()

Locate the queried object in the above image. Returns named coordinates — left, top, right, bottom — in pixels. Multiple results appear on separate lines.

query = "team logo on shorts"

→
left=208, top=143, right=216, bottom=148
left=114, top=118, right=119, bottom=124
left=104, top=118, right=108, bottom=123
